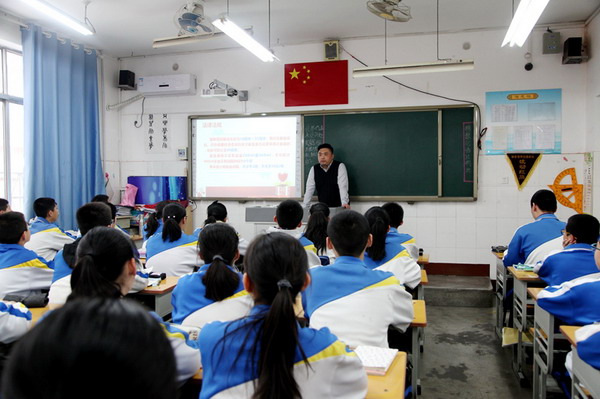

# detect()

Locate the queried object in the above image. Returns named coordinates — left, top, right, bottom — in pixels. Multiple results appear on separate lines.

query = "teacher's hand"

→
left=342, top=204, right=351, bottom=209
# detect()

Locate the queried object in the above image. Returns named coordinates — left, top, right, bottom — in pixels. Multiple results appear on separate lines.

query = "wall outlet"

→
left=177, top=147, right=188, bottom=160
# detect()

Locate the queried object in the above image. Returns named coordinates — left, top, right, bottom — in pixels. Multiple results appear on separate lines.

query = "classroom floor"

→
left=420, top=305, right=536, bottom=399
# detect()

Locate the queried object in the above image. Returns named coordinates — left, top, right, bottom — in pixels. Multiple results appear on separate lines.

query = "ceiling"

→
left=1, top=0, right=599, bottom=58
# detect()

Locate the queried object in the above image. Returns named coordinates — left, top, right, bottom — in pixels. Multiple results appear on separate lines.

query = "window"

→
left=0, top=48, right=24, bottom=211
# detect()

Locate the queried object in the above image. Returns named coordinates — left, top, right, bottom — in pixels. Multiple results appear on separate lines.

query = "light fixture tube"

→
left=18, top=0, right=94, bottom=36
left=502, top=0, right=550, bottom=47
left=212, top=16, right=278, bottom=62
left=153, top=32, right=225, bottom=48
left=352, top=60, right=474, bottom=78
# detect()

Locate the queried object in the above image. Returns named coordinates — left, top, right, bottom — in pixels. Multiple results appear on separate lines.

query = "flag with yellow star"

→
left=284, top=60, right=348, bottom=106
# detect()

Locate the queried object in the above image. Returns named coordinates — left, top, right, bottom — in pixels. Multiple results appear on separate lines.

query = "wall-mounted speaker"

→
left=562, top=37, right=588, bottom=64
left=118, top=70, right=136, bottom=90
left=324, top=40, right=339, bottom=61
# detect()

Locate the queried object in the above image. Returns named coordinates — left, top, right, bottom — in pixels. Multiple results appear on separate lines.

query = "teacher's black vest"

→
left=314, top=160, right=341, bottom=207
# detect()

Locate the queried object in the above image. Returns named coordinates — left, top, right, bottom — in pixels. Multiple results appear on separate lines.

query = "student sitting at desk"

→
left=503, top=189, right=566, bottom=267
left=25, top=197, right=76, bottom=262
left=2, top=298, right=178, bottom=399
left=91, top=194, right=130, bottom=237
left=265, top=199, right=321, bottom=268
left=199, top=232, right=367, bottom=399
left=48, top=202, right=148, bottom=305
left=145, top=203, right=199, bottom=276
left=363, top=206, right=421, bottom=289
left=573, top=323, right=600, bottom=370
left=537, top=235, right=600, bottom=326
left=382, top=202, right=419, bottom=260
left=143, top=200, right=168, bottom=242
left=534, top=214, right=600, bottom=286
left=0, top=199, right=11, bottom=214
left=67, top=227, right=200, bottom=384
left=304, top=202, right=335, bottom=263
left=0, top=212, right=53, bottom=299
left=171, top=223, right=252, bottom=327
left=302, top=210, right=413, bottom=348
left=193, top=200, right=249, bottom=257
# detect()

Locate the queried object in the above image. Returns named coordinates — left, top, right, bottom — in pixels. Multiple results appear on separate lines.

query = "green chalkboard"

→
left=303, top=106, right=476, bottom=200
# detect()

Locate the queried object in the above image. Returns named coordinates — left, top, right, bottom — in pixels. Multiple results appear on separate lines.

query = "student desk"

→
left=417, top=254, right=429, bottom=269
left=493, top=252, right=512, bottom=339
left=561, top=326, right=600, bottom=399
left=411, top=300, right=427, bottom=399
left=417, top=269, right=428, bottom=301
left=508, top=267, right=544, bottom=382
left=30, top=306, right=50, bottom=325
left=129, top=276, right=179, bottom=320
left=529, top=287, right=566, bottom=399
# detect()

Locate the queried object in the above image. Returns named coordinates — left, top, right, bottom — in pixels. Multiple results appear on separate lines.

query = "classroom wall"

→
left=106, top=25, right=592, bottom=275
left=585, top=13, right=600, bottom=215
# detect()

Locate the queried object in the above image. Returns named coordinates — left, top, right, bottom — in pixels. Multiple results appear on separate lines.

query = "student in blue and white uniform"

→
left=171, top=223, right=252, bottom=327
left=382, top=202, right=419, bottom=260
left=266, top=199, right=321, bottom=268
left=67, top=226, right=200, bottom=384
left=143, top=200, right=169, bottom=242
left=25, top=197, right=75, bottom=261
left=48, top=202, right=148, bottom=305
left=363, top=206, right=421, bottom=289
left=145, top=203, right=199, bottom=276
left=304, top=202, right=336, bottom=263
left=574, top=323, right=600, bottom=370
left=0, top=301, right=31, bottom=344
left=302, top=210, right=414, bottom=348
left=199, top=232, right=367, bottom=399
left=0, top=212, right=53, bottom=299
left=192, top=200, right=249, bottom=256
left=534, top=214, right=599, bottom=286
left=503, top=189, right=566, bottom=267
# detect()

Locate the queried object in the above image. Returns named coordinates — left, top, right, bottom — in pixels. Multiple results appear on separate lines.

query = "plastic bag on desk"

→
left=120, top=183, right=138, bottom=207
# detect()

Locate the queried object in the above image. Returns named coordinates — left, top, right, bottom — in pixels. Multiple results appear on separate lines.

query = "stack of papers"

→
left=354, top=345, right=398, bottom=376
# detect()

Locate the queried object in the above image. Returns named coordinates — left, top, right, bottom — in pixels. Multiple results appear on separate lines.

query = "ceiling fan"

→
left=153, top=1, right=218, bottom=48
left=367, top=0, right=412, bottom=22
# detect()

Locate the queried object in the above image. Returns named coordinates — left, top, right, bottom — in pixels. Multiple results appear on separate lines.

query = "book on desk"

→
left=355, top=345, right=398, bottom=376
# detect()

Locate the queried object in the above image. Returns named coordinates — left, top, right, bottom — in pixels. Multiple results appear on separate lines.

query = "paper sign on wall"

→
left=548, top=168, right=584, bottom=214
left=506, top=153, right=542, bottom=190
left=146, top=113, right=169, bottom=154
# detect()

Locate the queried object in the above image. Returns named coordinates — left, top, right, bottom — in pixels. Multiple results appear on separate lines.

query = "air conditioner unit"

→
left=137, top=74, right=197, bottom=96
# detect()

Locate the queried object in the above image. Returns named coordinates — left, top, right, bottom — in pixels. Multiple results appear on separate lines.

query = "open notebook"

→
left=354, top=345, right=398, bottom=376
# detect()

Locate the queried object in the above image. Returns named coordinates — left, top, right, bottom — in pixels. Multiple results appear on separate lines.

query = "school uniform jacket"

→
left=575, top=323, right=600, bottom=370
left=388, top=227, right=419, bottom=260
left=363, top=239, right=422, bottom=289
left=171, top=263, right=253, bottom=327
left=503, top=214, right=565, bottom=267
left=534, top=243, right=598, bottom=286
left=199, top=305, right=368, bottom=399
left=48, top=243, right=149, bottom=305
left=25, top=217, right=76, bottom=261
left=265, top=226, right=321, bottom=268
left=0, top=243, right=53, bottom=298
left=0, top=301, right=31, bottom=344
left=537, top=272, right=600, bottom=326
left=193, top=223, right=250, bottom=256
left=145, top=232, right=199, bottom=276
left=302, top=256, right=414, bottom=348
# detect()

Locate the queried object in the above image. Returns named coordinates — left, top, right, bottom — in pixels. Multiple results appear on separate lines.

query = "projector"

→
left=201, top=88, right=229, bottom=97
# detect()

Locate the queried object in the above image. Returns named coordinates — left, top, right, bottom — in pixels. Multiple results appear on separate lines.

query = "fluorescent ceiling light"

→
left=502, top=0, right=550, bottom=47
left=18, top=0, right=94, bottom=36
left=153, top=32, right=224, bottom=48
left=212, top=16, right=278, bottom=62
left=353, top=59, right=474, bottom=78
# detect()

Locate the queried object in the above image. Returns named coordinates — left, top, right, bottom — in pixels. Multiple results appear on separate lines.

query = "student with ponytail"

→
left=68, top=227, right=200, bottom=384
left=363, top=206, right=421, bottom=289
left=143, top=200, right=169, bottom=241
left=145, top=203, right=199, bottom=276
left=303, top=202, right=334, bottom=261
left=199, top=232, right=367, bottom=398
left=171, top=223, right=252, bottom=327
left=193, top=201, right=249, bottom=257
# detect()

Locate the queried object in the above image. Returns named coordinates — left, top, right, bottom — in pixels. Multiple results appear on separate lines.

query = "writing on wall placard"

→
left=506, top=153, right=542, bottom=190
left=146, top=113, right=169, bottom=154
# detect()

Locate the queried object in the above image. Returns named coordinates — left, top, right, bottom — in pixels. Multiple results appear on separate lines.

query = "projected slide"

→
left=191, top=115, right=302, bottom=199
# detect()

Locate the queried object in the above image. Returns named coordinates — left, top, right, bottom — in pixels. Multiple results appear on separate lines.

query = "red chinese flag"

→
left=284, top=60, right=348, bottom=107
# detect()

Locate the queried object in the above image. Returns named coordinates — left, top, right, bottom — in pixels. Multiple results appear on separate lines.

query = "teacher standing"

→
left=303, top=143, right=350, bottom=209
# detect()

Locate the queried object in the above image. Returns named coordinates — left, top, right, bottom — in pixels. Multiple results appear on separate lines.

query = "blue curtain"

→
left=21, top=25, right=105, bottom=230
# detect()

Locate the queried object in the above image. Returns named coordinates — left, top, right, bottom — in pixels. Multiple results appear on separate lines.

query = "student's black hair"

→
left=204, top=200, right=228, bottom=225
left=566, top=214, right=600, bottom=245
left=0, top=212, right=28, bottom=244
left=33, top=197, right=56, bottom=218
left=364, top=207, right=390, bottom=261
left=69, top=227, right=137, bottom=301
left=2, top=298, right=177, bottom=399
left=327, top=210, right=370, bottom=258
left=76, top=202, right=113, bottom=236
left=382, top=202, right=404, bottom=229
left=275, top=199, right=303, bottom=230
left=0, top=198, right=9, bottom=212
left=91, top=194, right=109, bottom=202
left=219, top=232, right=309, bottom=399
left=200, top=223, right=240, bottom=301
left=144, top=200, right=169, bottom=238
left=317, top=143, right=334, bottom=153
left=304, top=202, right=330, bottom=254
left=162, top=203, right=186, bottom=242
left=91, top=195, right=117, bottom=220
left=530, top=189, right=558, bottom=213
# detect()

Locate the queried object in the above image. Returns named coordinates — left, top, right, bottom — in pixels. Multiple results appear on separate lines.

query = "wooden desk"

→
left=410, top=300, right=427, bottom=398
left=417, top=254, right=429, bottom=269
left=30, top=306, right=50, bottom=326
left=560, top=325, right=600, bottom=399
left=366, top=352, right=407, bottom=398
left=508, top=266, right=544, bottom=383
left=417, top=270, right=428, bottom=301
left=129, top=276, right=179, bottom=320
left=560, top=326, right=580, bottom=346
left=494, top=254, right=512, bottom=339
